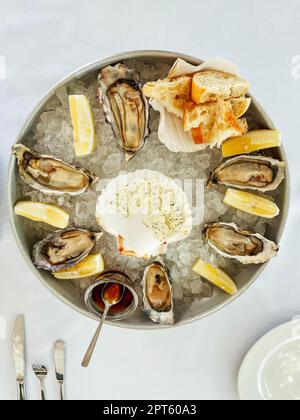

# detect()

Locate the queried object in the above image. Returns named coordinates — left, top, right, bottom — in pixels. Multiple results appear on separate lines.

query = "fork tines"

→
left=32, top=364, right=48, bottom=375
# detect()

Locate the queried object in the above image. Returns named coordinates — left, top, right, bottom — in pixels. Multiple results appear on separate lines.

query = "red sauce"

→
left=103, top=283, right=123, bottom=305
left=92, top=282, right=134, bottom=315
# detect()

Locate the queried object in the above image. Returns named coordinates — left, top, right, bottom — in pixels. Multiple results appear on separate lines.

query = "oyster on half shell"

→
left=32, top=228, right=103, bottom=272
left=203, top=222, right=279, bottom=264
left=98, top=63, right=149, bottom=160
left=12, top=144, right=98, bottom=195
left=208, top=155, right=285, bottom=192
left=142, top=257, right=174, bottom=325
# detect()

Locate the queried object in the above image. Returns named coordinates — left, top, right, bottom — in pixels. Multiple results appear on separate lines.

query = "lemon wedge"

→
left=222, top=130, right=281, bottom=158
left=224, top=189, right=280, bottom=219
left=193, top=259, right=237, bottom=295
left=14, top=201, right=69, bottom=228
left=53, top=254, right=104, bottom=280
left=69, top=95, right=95, bottom=156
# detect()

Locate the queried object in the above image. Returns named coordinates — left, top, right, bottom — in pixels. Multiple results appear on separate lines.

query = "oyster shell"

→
left=142, top=258, right=174, bottom=325
left=98, top=63, right=149, bottom=160
left=12, top=144, right=98, bottom=195
left=203, top=222, right=279, bottom=264
left=32, top=228, right=103, bottom=272
left=208, top=155, right=285, bottom=192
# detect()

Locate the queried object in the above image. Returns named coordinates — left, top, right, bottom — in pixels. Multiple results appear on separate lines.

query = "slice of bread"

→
left=183, top=97, right=251, bottom=131
left=142, top=76, right=191, bottom=118
left=230, top=97, right=252, bottom=118
left=143, top=69, right=250, bottom=149
left=183, top=101, right=216, bottom=132
left=188, top=99, right=248, bottom=146
left=210, top=118, right=248, bottom=148
left=191, top=71, right=250, bottom=105
left=195, top=117, right=248, bottom=147
left=210, top=99, right=248, bottom=147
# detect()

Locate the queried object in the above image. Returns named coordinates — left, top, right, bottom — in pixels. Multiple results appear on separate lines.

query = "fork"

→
left=32, top=364, right=48, bottom=400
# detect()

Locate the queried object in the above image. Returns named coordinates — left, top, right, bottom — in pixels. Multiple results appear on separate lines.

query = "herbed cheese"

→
left=114, top=180, right=188, bottom=240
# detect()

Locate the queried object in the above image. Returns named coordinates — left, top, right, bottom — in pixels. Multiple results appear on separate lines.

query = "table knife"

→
left=12, top=315, right=26, bottom=400
left=53, top=340, right=65, bottom=400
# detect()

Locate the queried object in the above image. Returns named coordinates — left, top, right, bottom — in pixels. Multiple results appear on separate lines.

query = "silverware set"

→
left=12, top=315, right=66, bottom=400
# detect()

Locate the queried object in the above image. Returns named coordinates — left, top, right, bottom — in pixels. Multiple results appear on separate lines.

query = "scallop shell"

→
left=95, top=169, right=193, bottom=258
left=148, top=58, right=242, bottom=154
left=150, top=99, right=207, bottom=153
left=142, top=257, right=174, bottom=325
left=208, top=155, right=285, bottom=192
left=168, top=58, right=240, bottom=79
left=203, top=222, right=279, bottom=265
left=12, top=144, right=98, bottom=195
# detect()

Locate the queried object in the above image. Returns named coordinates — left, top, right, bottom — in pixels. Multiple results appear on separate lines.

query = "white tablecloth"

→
left=0, top=0, right=299, bottom=400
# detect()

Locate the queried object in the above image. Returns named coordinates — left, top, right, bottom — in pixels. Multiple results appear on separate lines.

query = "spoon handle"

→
left=81, top=306, right=109, bottom=368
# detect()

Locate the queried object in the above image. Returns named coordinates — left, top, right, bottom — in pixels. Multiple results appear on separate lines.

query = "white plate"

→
left=238, top=318, right=300, bottom=400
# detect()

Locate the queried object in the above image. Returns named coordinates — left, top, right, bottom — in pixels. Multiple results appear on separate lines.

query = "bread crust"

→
left=191, top=70, right=250, bottom=105
left=142, top=76, right=191, bottom=118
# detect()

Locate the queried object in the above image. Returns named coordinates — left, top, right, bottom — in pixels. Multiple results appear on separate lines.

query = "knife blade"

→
left=12, top=315, right=26, bottom=400
left=53, top=340, right=65, bottom=400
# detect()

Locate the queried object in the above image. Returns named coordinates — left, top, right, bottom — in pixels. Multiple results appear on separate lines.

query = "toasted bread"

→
left=209, top=99, right=248, bottom=147
left=143, top=68, right=250, bottom=149
left=188, top=99, right=248, bottom=146
left=191, top=71, right=250, bottom=105
left=230, top=97, right=252, bottom=118
left=183, top=101, right=215, bottom=133
left=194, top=118, right=247, bottom=147
left=183, top=97, right=251, bottom=131
left=142, top=76, right=191, bottom=118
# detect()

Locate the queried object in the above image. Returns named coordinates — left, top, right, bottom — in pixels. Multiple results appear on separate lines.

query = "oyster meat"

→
left=203, top=222, right=279, bottom=264
left=142, top=258, right=174, bottom=325
left=98, top=63, right=149, bottom=160
left=32, top=228, right=103, bottom=272
left=12, top=144, right=98, bottom=195
left=208, top=155, right=285, bottom=192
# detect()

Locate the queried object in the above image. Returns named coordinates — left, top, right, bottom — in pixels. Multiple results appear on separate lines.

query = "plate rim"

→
left=238, top=318, right=300, bottom=400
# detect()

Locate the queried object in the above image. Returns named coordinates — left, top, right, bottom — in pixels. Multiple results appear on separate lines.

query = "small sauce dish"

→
left=84, top=271, right=139, bottom=322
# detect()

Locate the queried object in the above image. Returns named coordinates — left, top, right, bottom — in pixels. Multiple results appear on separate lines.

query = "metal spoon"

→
left=81, top=282, right=125, bottom=368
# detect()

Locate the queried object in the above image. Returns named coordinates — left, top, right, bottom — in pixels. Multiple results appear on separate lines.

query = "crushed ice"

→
left=18, top=60, right=274, bottom=312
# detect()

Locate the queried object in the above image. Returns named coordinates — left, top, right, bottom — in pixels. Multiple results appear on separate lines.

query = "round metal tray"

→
left=8, top=50, right=290, bottom=330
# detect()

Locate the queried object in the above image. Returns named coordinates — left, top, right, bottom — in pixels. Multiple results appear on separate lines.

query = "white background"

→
left=0, top=0, right=300, bottom=401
